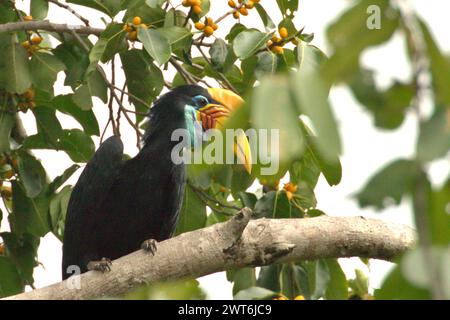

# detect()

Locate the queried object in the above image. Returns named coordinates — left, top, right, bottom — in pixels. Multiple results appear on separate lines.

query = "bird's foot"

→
left=87, top=257, right=112, bottom=273
left=141, top=239, right=157, bottom=255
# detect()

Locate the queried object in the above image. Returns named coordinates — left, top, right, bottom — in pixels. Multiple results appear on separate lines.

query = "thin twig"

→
left=109, top=57, right=118, bottom=136
left=111, top=85, right=151, bottom=109
left=188, top=180, right=242, bottom=211
left=47, top=0, right=90, bottom=26
left=395, top=0, right=444, bottom=300
left=196, top=44, right=238, bottom=93
left=169, top=57, right=196, bottom=84
left=69, top=30, right=143, bottom=142
left=0, top=20, right=103, bottom=36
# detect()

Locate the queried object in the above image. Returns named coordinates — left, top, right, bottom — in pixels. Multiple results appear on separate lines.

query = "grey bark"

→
left=4, top=210, right=416, bottom=300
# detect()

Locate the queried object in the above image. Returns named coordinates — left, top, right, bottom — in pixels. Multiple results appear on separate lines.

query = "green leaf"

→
left=291, top=67, right=341, bottom=160
left=49, top=185, right=72, bottom=241
left=237, top=192, right=257, bottom=209
left=30, top=52, right=66, bottom=94
left=53, top=38, right=90, bottom=88
left=86, top=23, right=126, bottom=77
left=58, top=129, right=95, bottom=162
left=138, top=28, right=171, bottom=65
left=10, top=181, right=50, bottom=237
left=276, top=0, right=298, bottom=17
left=24, top=129, right=95, bottom=163
left=209, top=39, right=228, bottom=70
left=126, top=278, right=205, bottom=300
left=427, top=179, right=450, bottom=246
left=175, top=185, right=206, bottom=235
left=325, top=259, right=348, bottom=300
left=159, top=26, right=193, bottom=52
left=417, top=109, right=450, bottom=162
left=124, top=4, right=166, bottom=27
left=348, top=69, right=414, bottom=129
left=251, top=76, right=305, bottom=174
left=48, top=164, right=80, bottom=194
left=255, top=51, right=277, bottom=78
left=254, top=191, right=292, bottom=219
left=67, top=0, right=121, bottom=16
left=348, top=269, right=369, bottom=298
left=375, top=259, right=431, bottom=299
left=0, top=113, right=14, bottom=152
left=312, top=259, right=330, bottom=300
left=233, top=30, right=272, bottom=60
left=120, top=49, right=164, bottom=119
left=17, top=152, right=47, bottom=198
left=304, top=135, right=342, bottom=187
left=418, top=19, right=450, bottom=106
left=32, top=106, right=63, bottom=148
left=297, top=43, right=328, bottom=73
left=52, top=95, right=100, bottom=136
left=146, top=0, right=166, bottom=8
left=356, top=159, right=419, bottom=210
left=325, top=0, right=399, bottom=81
left=0, top=257, right=23, bottom=298
left=73, top=70, right=108, bottom=110
left=0, top=232, right=39, bottom=286
left=2, top=39, right=31, bottom=94
left=233, top=286, right=276, bottom=300
left=289, top=150, right=321, bottom=188
left=254, top=3, right=276, bottom=29
left=257, top=264, right=281, bottom=292
left=30, top=0, right=49, bottom=20
left=228, top=267, right=256, bottom=295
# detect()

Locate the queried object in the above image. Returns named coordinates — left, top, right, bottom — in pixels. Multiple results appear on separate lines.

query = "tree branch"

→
left=4, top=213, right=416, bottom=300
left=0, top=20, right=102, bottom=36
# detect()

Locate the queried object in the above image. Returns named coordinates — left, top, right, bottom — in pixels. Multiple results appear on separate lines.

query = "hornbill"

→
left=62, top=85, right=251, bottom=279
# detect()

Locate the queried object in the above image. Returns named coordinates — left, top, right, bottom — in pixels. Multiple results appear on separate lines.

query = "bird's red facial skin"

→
left=197, top=104, right=231, bottom=131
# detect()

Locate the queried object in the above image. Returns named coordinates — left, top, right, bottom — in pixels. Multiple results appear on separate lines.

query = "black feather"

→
left=62, top=85, right=205, bottom=279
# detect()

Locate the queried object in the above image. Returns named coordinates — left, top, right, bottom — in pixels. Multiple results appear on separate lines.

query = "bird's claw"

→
left=141, top=239, right=157, bottom=255
left=87, top=257, right=112, bottom=273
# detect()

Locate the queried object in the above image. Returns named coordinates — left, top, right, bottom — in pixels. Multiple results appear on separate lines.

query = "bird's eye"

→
left=192, top=95, right=209, bottom=108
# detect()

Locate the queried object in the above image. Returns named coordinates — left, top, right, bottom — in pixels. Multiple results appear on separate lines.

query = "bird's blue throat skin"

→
left=184, top=104, right=203, bottom=149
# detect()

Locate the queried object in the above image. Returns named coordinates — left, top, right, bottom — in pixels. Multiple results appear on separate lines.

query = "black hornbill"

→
left=62, top=85, right=251, bottom=279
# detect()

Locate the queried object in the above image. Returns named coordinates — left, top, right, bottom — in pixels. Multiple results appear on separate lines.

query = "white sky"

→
left=1, top=0, right=449, bottom=299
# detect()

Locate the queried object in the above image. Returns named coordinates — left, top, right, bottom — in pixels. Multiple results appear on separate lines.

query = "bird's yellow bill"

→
left=235, top=129, right=252, bottom=174
left=196, top=88, right=252, bottom=174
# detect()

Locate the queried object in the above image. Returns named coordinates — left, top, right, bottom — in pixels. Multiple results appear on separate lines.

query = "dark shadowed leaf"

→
left=0, top=113, right=14, bottom=152
left=17, top=152, right=47, bottom=198
left=49, top=185, right=72, bottom=241
left=48, top=164, right=80, bottom=194
left=0, top=232, right=39, bottom=286
left=417, top=109, right=450, bottom=162
left=0, top=257, right=23, bottom=298
left=325, top=259, right=348, bottom=300
left=2, top=39, right=31, bottom=94
left=10, top=181, right=50, bottom=237
left=175, top=185, right=206, bottom=235
left=52, top=95, right=100, bottom=136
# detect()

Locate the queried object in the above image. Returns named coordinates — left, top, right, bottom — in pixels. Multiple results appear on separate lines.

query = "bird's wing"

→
left=62, top=136, right=123, bottom=275
left=158, top=163, right=186, bottom=238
